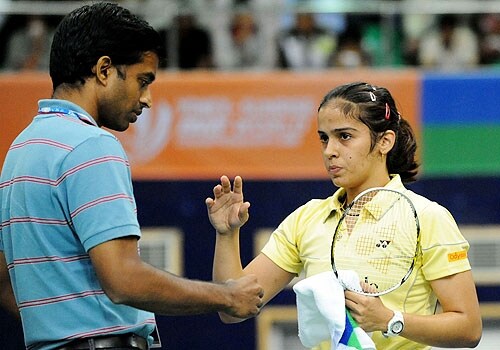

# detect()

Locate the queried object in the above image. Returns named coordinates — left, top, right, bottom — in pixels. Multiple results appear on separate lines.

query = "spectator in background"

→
left=418, top=14, right=479, bottom=70
left=399, top=0, right=435, bottom=66
left=0, top=0, right=16, bottom=67
left=0, top=16, right=14, bottom=68
left=477, top=13, right=500, bottom=65
left=216, top=10, right=267, bottom=70
left=277, top=12, right=336, bottom=70
left=3, top=14, right=56, bottom=71
left=171, top=13, right=213, bottom=70
left=332, top=24, right=372, bottom=68
left=0, top=0, right=9, bottom=38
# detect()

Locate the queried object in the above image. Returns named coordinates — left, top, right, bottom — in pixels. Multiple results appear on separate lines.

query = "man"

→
left=0, top=3, right=263, bottom=349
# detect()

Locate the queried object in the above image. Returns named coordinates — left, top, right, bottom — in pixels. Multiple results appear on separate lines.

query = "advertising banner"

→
left=0, top=70, right=419, bottom=180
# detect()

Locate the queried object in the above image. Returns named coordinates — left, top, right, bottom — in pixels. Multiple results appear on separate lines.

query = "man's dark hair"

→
left=50, top=2, right=163, bottom=90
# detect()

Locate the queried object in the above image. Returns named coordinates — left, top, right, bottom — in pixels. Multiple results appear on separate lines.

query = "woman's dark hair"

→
left=318, top=81, right=419, bottom=182
left=50, top=2, right=163, bottom=90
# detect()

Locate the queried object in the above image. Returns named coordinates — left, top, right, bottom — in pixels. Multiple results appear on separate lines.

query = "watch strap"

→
left=383, top=310, right=404, bottom=337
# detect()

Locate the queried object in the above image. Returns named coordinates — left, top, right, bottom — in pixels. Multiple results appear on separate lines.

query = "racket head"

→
left=331, top=187, right=420, bottom=296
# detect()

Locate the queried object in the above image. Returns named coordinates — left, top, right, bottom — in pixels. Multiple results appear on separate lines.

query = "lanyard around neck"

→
left=38, top=106, right=97, bottom=126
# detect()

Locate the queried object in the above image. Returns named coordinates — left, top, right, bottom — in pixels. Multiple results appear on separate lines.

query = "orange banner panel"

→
left=1, top=73, right=53, bottom=159
left=0, top=70, right=420, bottom=180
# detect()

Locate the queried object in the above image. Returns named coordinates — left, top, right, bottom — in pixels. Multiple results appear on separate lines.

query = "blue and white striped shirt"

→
left=0, top=99, right=156, bottom=349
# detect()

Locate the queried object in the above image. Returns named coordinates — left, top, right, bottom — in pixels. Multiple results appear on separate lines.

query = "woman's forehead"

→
left=319, top=101, right=361, bottom=122
left=318, top=109, right=365, bottom=132
left=320, top=98, right=360, bottom=118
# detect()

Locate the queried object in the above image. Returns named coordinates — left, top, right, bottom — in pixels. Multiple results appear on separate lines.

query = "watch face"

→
left=391, top=321, right=404, bottom=334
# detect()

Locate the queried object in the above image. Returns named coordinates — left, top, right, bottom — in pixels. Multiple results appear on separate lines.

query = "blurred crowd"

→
left=0, top=0, right=499, bottom=72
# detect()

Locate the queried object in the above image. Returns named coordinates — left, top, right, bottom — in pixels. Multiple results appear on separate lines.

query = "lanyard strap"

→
left=38, top=106, right=97, bottom=126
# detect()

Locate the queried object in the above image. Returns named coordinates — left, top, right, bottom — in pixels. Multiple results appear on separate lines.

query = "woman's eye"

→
left=340, top=133, right=351, bottom=140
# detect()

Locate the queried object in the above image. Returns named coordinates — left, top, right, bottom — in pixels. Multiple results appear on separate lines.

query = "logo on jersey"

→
left=448, top=250, right=467, bottom=262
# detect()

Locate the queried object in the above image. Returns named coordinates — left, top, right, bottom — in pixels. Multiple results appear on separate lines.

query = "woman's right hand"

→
left=205, top=175, right=250, bottom=235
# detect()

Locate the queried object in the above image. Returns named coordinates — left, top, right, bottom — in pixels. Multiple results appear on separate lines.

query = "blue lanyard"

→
left=38, top=106, right=97, bottom=126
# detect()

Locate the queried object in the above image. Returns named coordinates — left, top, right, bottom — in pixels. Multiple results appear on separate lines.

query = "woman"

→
left=206, top=82, right=482, bottom=349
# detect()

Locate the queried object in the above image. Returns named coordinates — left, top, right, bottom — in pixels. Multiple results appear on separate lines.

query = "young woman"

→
left=206, top=82, right=482, bottom=349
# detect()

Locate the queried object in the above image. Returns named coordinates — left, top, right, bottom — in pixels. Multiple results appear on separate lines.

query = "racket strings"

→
left=344, top=192, right=375, bottom=234
left=332, top=189, right=419, bottom=295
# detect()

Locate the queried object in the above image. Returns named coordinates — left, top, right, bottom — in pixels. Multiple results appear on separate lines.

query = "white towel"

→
left=293, top=271, right=376, bottom=350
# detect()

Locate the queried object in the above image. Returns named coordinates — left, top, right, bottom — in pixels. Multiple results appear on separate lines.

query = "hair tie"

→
left=385, top=103, right=390, bottom=120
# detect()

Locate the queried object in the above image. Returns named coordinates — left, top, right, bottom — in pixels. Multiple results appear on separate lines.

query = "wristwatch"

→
left=383, top=310, right=404, bottom=337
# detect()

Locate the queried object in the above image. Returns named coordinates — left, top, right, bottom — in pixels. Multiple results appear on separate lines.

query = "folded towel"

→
left=337, top=311, right=376, bottom=350
left=293, top=271, right=344, bottom=347
left=293, top=271, right=376, bottom=350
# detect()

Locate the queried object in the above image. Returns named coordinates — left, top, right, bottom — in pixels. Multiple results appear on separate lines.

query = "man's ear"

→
left=92, top=56, right=113, bottom=85
left=379, top=130, right=396, bottom=155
